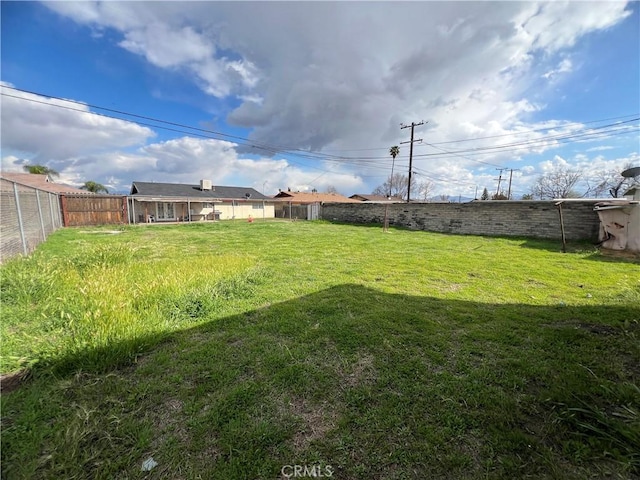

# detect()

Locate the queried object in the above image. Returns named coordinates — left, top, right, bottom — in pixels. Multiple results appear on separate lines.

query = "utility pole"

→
left=495, top=168, right=508, bottom=197
left=400, top=121, right=425, bottom=203
left=506, top=169, right=520, bottom=200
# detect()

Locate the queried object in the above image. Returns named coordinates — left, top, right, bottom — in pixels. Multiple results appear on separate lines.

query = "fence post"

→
left=13, top=182, right=28, bottom=255
left=60, top=195, right=69, bottom=226
left=36, top=189, right=46, bottom=241
left=122, top=196, right=129, bottom=224
left=48, top=193, right=55, bottom=231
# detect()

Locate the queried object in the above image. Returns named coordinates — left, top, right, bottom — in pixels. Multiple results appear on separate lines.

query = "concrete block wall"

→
left=321, top=201, right=602, bottom=241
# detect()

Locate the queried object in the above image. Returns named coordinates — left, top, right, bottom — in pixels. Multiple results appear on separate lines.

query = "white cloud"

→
left=119, top=24, right=214, bottom=68
left=45, top=1, right=262, bottom=100
left=11, top=2, right=637, bottom=195
left=0, top=83, right=154, bottom=161
left=521, top=2, right=631, bottom=52
left=586, top=145, right=615, bottom=152
left=43, top=2, right=632, bottom=150
left=542, top=58, right=573, bottom=79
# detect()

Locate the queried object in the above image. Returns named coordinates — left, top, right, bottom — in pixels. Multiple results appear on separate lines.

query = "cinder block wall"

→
left=321, top=201, right=602, bottom=241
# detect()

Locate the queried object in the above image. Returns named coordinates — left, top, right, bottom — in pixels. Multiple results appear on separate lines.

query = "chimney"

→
left=200, top=179, right=212, bottom=191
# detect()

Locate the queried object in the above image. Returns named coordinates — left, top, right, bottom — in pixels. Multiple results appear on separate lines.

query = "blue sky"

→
left=1, top=1, right=638, bottom=198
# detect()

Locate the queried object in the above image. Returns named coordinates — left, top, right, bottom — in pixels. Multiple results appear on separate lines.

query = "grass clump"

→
left=1, top=221, right=639, bottom=479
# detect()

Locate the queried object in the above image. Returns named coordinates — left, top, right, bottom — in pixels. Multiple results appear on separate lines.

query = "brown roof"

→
left=350, top=194, right=403, bottom=202
left=0, top=173, right=91, bottom=194
left=273, top=191, right=360, bottom=203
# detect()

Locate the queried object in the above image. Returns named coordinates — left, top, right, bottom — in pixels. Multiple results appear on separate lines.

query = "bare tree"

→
left=587, top=164, right=637, bottom=198
left=417, top=180, right=435, bottom=201
left=325, top=185, right=339, bottom=194
left=438, top=194, right=450, bottom=202
left=373, top=173, right=417, bottom=201
left=531, top=167, right=583, bottom=199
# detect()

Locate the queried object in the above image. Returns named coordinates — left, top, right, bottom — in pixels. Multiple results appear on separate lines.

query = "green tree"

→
left=23, top=164, right=59, bottom=177
left=521, top=193, right=534, bottom=200
left=81, top=181, right=109, bottom=193
left=480, top=188, right=490, bottom=200
left=388, top=146, right=400, bottom=197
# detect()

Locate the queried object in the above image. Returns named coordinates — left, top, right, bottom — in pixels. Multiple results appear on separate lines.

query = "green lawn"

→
left=1, top=220, right=639, bottom=479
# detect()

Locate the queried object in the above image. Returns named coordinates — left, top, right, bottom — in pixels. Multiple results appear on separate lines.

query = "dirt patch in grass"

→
left=342, top=353, right=377, bottom=388
left=149, top=397, right=190, bottom=449
left=0, top=370, right=29, bottom=394
left=575, top=322, right=620, bottom=335
left=544, top=322, right=620, bottom=336
left=287, top=397, right=338, bottom=452
left=436, top=281, right=465, bottom=293
left=284, top=353, right=377, bottom=451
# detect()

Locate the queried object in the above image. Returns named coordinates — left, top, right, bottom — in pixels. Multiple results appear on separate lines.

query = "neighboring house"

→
left=349, top=194, right=402, bottom=202
left=272, top=190, right=360, bottom=219
left=0, top=173, right=92, bottom=195
left=129, top=180, right=274, bottom=222
left=273, top=190, right=359, bottom=204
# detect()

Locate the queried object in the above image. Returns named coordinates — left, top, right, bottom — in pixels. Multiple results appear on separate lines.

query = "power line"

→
left=2, top=85, right=637, bottom=177
left=420, top=113, right=640, bottom=146
left=400, top=121, right=425, bottom=202
left=3, top=85, right=637, bottom=164
left=318, top=114, right=639, bottom=152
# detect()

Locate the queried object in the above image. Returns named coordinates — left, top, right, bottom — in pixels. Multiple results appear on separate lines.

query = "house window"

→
left=156, top=202, right=175, bottom=220
left=252, top=203, right=264, bottom=210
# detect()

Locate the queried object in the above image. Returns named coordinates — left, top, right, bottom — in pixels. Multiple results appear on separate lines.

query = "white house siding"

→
left=129, top=198, right=275, bottom=222
left=215, top=201, right=275, bottom=220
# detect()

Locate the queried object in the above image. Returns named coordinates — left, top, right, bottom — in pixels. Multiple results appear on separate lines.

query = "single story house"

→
left=129, top=180, right=274, bottom=222
left=272, top=190, right=360, bottom=219
left=349, top=193, right=403, bottom=202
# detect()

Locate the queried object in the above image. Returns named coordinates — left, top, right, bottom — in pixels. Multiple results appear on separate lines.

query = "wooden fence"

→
left=60, top=195, right=128, bottom=226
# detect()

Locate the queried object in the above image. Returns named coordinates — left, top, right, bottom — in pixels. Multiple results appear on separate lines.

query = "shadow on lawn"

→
left=5, top=284, right=639, bottom=479
left=519, top=238, right=640, bottom=263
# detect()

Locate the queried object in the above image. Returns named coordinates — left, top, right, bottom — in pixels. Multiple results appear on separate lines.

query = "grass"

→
left=1, top=220, right=639, bottom=479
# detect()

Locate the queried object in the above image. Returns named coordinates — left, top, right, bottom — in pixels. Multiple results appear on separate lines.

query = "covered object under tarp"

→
left=594, top=187, right=640, bottom=253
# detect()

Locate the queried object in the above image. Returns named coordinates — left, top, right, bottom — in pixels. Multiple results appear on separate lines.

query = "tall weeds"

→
left=1, top=244, right=262, bottom=374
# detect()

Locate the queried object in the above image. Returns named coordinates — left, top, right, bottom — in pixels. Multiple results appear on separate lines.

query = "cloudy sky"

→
left=1, top=1, right=638, bottom=198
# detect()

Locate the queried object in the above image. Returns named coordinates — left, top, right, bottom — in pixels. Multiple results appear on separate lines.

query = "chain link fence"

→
left=1, top=178, right=63, bottom=263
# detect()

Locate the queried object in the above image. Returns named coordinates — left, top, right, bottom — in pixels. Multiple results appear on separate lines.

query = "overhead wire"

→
left=2, top=84, right=638, bottom=193
left=2, top=84, right=638, bottom=165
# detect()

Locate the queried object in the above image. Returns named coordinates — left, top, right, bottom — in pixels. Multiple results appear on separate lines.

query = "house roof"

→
left=273, top=191, right=360, bottom=203
left=0, top=172, right=91, bottom=194
left=130, top=181, right=269, bottom=200
left=350, top=194, right=403, bottom=202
